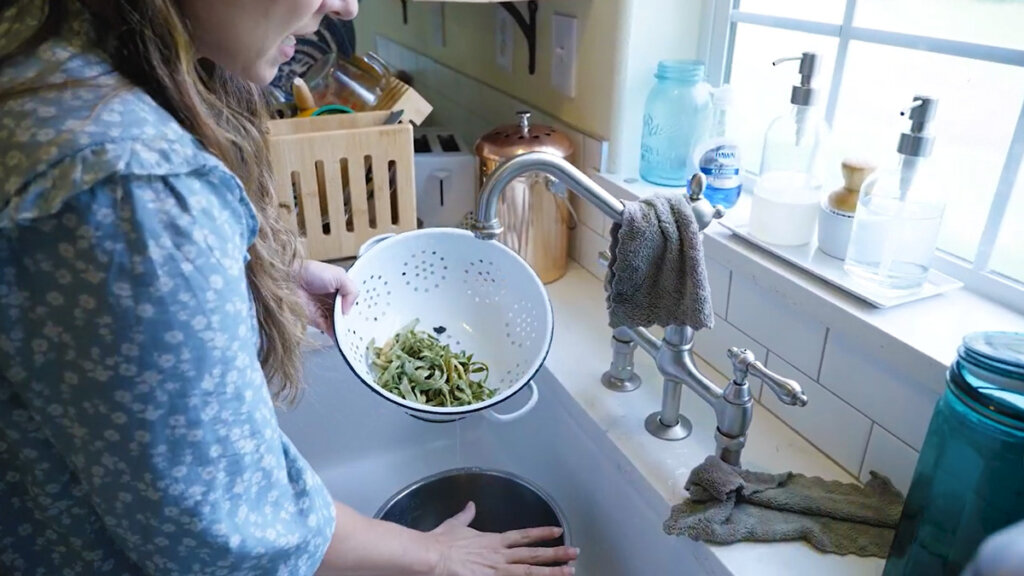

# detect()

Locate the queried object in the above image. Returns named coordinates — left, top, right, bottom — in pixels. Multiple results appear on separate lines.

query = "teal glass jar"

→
left=884, top=331, right=1024, bottom=575
left=639, top=60, right=712, bottom=187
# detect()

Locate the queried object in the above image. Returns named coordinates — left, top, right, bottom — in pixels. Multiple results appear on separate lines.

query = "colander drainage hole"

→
left=433, top=326, right=447, bottom=335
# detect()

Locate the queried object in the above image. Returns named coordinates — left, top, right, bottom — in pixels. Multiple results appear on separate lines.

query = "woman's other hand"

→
left=298, top=259, right=359, bottom=334
left=430, top=502, right=578, bottom=576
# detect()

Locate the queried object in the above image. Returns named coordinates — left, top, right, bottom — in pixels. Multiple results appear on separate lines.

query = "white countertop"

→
left=543, top=262, right=885, bottom=576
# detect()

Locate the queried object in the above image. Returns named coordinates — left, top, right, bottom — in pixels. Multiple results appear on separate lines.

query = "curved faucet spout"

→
left=472, top=152, right=625, bottom=240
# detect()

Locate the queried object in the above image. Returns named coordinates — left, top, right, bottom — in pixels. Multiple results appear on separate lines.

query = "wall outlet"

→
left=496, top=7, right=514, bottom=72
left=551, top=13, right=578, bottom=98
left=430, top=3, right=445, bottom=48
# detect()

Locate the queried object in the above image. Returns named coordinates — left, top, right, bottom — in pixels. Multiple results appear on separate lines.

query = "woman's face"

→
left=181, top=0, right=359, bottom=85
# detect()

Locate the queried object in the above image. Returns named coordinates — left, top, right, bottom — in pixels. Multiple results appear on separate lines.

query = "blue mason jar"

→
left=639, top=60, right=712, bottom=187
left=884, top=331, right=1024, bottom=575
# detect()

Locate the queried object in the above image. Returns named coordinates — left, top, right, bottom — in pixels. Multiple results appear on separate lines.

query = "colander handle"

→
left=484, top=381, right=539, bottom=423
left=357, top=233, right=396, bottom=258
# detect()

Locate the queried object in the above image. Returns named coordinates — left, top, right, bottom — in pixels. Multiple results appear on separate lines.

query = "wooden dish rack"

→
left=268, top=111, right=419, bottom=261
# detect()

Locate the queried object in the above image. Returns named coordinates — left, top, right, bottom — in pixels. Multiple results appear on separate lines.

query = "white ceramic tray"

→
left=717, top=220, right=964, bottom=309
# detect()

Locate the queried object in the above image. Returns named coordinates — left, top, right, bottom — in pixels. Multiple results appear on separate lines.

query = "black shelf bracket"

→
left=500, top=1, right=539, bottom=75
left=401, top=0, right=409, bottom=24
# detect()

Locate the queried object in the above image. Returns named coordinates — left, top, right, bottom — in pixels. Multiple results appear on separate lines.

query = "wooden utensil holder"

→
left=268, top=111, right=418, bottom=261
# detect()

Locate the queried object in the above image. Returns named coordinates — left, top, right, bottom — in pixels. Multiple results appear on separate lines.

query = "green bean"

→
left=368, top=319, right=495, bottom=408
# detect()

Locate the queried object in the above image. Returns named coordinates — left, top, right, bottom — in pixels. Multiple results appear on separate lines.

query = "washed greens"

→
left=369, top=320, right=495, bottom=408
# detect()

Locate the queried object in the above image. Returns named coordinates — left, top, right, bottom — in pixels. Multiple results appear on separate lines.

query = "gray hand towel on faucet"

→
left=605, top=193, right=714, bottom=330
left=665, top=455, right=905, bottom=558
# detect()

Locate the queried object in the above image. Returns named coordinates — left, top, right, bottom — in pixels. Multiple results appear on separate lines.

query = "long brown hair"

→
left=1, top=0, right=309, bottom=404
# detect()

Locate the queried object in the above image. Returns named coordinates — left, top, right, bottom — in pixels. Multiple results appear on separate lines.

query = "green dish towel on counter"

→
left=665, top=455, right=906, bottom=558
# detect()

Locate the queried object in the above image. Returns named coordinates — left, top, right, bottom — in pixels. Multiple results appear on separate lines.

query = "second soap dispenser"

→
left=749, top=52, right=831, bottom=246
left=844, top=95, right=946, bottom=292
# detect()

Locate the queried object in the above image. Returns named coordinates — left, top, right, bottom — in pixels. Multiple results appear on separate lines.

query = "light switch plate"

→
left=496, top=7, right=514, bottom=72
left=551, top=13, right=578, bottom=98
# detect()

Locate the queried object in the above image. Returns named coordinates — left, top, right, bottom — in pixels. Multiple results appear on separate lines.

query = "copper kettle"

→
left=475, top=111, right=576, bottom=284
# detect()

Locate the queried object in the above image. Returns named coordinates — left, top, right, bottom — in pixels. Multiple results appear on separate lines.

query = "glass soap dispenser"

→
left=749, top=52, right=831, bottom=246
left=844, top=95, right=945, bottom=293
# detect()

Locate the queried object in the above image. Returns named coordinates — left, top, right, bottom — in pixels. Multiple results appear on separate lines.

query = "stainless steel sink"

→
left=277, top=339, right=730, bottom=576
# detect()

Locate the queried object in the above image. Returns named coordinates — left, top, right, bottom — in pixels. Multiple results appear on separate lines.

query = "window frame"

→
left=699, top=0, right=1024, bottom=312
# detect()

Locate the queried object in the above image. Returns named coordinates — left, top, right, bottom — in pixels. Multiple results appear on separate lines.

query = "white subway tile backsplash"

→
left=692, top=319, right=766, bottom=401
left=571, top=191, right=606, bottom=236
left=583, top=136, right=607, bottom=173
left=705, top=258, right=730, bottom=320
left=559, top=125, right=584, bottom=171
left=374, top=36, right=395, bottom=63
left=572, top=223, right=610, bottom=280
left=762, top=353, right=872, bottom=475
left=727, top=272, right=828, bottom=379
left=860, top=424, right=920, bottom=495
left=819, top=330, right=941, bottom=451
left=431, top=65, right=456, bottom=99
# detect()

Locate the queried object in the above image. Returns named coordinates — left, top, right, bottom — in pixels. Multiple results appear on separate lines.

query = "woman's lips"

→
left=279, top=35, right=297, bottom=61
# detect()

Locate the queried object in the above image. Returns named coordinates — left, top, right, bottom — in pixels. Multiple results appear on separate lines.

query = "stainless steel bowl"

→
left=374, top=467, right=570, bottom=555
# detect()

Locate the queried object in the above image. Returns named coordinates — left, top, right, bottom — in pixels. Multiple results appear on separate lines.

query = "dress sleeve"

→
left=0, top=168, right=335, bottom=576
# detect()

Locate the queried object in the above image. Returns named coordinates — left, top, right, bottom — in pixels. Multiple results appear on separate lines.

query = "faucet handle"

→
left=688, top=172, right=727, bottom=231
left=688, top=172, right=707, bottom=202
left=727, top=347, right=808, bottom=407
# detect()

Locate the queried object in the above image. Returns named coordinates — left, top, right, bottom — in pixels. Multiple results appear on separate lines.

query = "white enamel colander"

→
left=332, top=228, right=554, bottom=423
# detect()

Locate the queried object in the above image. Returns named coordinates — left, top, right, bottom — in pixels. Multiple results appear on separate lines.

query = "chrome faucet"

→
left=471, top=151, right=809, bottom=466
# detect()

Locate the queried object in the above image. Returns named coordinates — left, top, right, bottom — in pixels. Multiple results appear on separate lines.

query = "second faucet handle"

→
left=727, top=347, right=809, bottom=407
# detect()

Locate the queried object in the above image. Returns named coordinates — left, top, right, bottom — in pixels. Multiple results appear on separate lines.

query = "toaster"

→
left=413, top=128, right=477, bottom=229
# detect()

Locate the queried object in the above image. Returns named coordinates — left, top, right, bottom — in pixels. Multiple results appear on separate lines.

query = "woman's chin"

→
left=240, top=61, right=281, bottom=87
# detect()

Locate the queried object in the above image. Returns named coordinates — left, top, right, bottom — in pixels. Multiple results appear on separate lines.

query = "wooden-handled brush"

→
left=292, top=78, right=318, bottom=117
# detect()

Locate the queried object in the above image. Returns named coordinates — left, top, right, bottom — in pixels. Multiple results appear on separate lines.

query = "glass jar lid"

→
left=951, top=331, right=1024, bottom=429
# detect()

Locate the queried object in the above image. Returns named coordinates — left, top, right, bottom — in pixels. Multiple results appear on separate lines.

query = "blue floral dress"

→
left=0, top=1, right=336, bottom=574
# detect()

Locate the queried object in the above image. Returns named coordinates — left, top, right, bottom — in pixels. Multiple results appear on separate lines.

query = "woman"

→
left=0, top=1, right=578, bottom=574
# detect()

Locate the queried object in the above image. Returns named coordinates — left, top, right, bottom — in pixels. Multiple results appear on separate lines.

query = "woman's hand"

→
left=429, top=502, right=578, bottom=576
left=316, top=501, right=576, bottom=576
left=297, top=259, right=359, bottom=335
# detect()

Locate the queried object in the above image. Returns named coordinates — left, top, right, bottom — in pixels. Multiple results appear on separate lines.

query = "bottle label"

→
left=698, top=144, right=742, bottom=190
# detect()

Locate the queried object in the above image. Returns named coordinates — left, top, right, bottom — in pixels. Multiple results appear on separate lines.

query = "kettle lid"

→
left=475, top=111, right=574, bottom=161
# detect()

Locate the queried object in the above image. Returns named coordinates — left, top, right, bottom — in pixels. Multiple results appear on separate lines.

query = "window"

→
left=703, top=0, right=1024, bottom=310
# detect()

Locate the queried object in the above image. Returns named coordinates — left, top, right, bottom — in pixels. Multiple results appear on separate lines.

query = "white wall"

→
left=607, top=0, right=708, bottom=175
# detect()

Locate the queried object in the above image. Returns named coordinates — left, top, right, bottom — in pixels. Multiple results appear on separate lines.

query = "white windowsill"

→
left=593, top=171, right=1024, bottom=392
